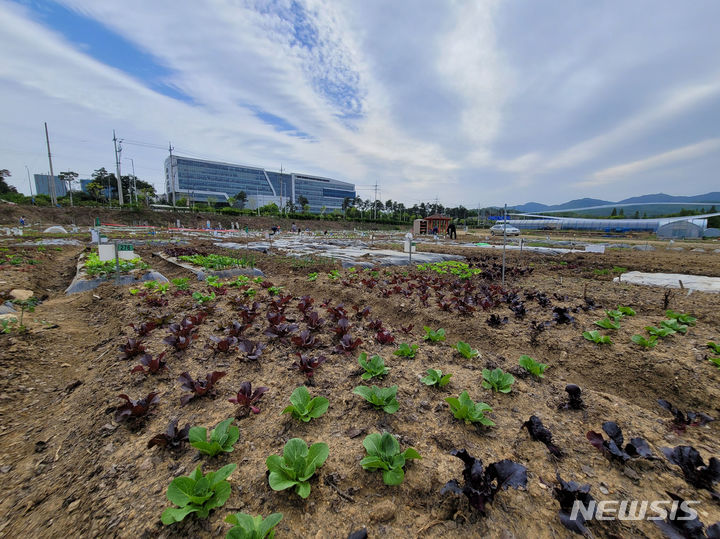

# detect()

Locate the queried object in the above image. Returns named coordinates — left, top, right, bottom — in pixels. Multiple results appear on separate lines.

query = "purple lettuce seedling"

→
left=228, top=382, right=268, bottom=414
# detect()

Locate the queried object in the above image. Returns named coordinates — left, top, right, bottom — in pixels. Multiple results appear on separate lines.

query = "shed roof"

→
left=426, top=214, right=451, bottom=220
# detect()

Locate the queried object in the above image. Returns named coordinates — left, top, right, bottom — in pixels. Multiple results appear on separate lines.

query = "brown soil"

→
left=0, top=237, right=719, bottom=538
left=0, top=204, right=399, bottom=233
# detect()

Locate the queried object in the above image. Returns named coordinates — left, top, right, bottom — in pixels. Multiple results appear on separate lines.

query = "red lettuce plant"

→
left=375, top=330, right=395, bottom=345
left=304, top=311, right=325, bottom=330
left=115, top=392, right=160, bottom=422
left=335, top=334, right=362, bottom=353
left=297, top=296, right=315, bottom=314
left=441, top=449, right=527, bottom=515
left=238, top=339, right=266, bottom=361
left=147, top=418, right=190, bottom=450
left=293, top=354, right=327, bottom=378
left=130, top=321, right=158, bottom=337
left=207, top=335, right=240, bottom=354
left=229, top=381, right=269, bottom=414
left=291, top=330, right=318, bottom=349
left=119, top=338, right=146, bottom=359
left=332, top=318, right=353, bottom=337
left=178, top=371, right=226, bottom=406
left=224, top=320, right=251, bottom=337
left=131, top=352, right=168, bottom=375
left=163, top=334, right=198, bottom=352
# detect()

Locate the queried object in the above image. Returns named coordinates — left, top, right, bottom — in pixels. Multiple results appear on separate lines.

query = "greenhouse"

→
left=503, top=213, right=718, bottom=234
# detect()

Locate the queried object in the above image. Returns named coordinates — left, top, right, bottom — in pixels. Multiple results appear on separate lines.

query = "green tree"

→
left=92, top=168, right=117, bottom=202
left=85, top=180, right=104, bottom=201
left=297, top=195, right=309, bottom=208
left=633, top=210, right=639, bottom=219
left=58, top=171, right=79, bottom=207
left=235, top=191, right=248, bottom=209
left=0, top=169, right=16, bottom=194
left=260, top=202, right=280, bottom=215
left=226, top=196, right=236, bottom=208
left=342, top=196, right=352, bottom=217
left=610, top=207, right=617, bottom=217
left=618, top=208, right=625, bottom=217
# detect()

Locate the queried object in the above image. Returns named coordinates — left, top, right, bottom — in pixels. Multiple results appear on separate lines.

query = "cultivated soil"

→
left=1, top=233, right=719, bottom=538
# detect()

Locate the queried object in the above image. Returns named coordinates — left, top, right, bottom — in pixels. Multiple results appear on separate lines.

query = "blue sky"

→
left=1, top=0, right=719, bottom=206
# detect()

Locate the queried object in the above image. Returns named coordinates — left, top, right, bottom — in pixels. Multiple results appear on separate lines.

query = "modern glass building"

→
left=34, top=174, right=67, bottom=197
left=164, top=156, right=355, bottom=213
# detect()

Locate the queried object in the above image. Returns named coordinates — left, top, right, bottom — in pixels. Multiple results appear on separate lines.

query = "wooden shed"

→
left=413, top=214, right=452, bottom=235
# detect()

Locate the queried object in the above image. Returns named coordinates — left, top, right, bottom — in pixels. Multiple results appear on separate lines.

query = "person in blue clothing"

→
left=19, top=216, right=26, bottom=227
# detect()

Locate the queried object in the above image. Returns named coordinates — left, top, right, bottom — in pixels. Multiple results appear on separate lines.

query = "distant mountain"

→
left=512, top=198, right=611, bottom=212
left=512, top=192, right=720, bottom=213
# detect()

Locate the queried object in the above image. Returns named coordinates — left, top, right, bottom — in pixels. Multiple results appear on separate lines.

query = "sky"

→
left=1, top=0, right=719, bottom=207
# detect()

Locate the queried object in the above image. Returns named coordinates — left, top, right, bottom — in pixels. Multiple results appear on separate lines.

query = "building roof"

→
left=426, top=214, right=451, bottom=220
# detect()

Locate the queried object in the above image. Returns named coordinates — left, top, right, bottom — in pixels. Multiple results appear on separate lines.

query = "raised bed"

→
left=65, top=252, right=168, bottom=294
left=154, top=251, right=264, bottom=281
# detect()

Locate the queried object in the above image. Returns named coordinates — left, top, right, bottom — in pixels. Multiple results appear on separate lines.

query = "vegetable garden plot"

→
left=65, top=250, right=168, bottom=294
left=1, top=243, right=719, bottom=538
left=156, top=246, right=264, bottom=280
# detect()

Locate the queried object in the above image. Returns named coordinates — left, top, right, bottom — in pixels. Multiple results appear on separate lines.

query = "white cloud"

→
left=583, top=138, right=720, bottom=186
left=543, top=80, right=720, bottom=171
left=1, top=0, right=720, bottom=206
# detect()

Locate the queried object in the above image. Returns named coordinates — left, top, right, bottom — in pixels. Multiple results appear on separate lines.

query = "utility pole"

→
left=373, top=181, right=378, bottom=220
left=44, top=122, right=57, bottom=206
left=168, top=142, right=175, bottom=207
left=112, top=130, right=124, bottom=205
left=25, top=166, right=34, bottom=202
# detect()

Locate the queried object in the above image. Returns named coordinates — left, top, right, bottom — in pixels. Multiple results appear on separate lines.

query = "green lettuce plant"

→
left=631, top=334, right=658, bottom=348
left=393, top=343, right=418, bottom=358
left=360, top=432, right=421, bottom=485
left=423, top=326, right=446, bottom=342
left=482, top=368, right=515, bottom=393
left=353, top=385, right=399, bottom=413
left=421, top=368, right=452, bottom=387
left=161, top=463, right=236, bottom=525
left=594, top=318, right=620, bottom=330
left=454, top=341, right=479, bottom=358
left=266, top=438, right=329, bottom=499
left=665, top=310, right=696, bottom=326
left=225, top=512, right=283, bottom=539
left=583, top=330, right=612, bottom=344
left=660, top=319, right=688, bottom=334
left=518, top=355, right=548, bottom=378
left=645, top=325, right=675, bottom=337
left=358, top=353, right=389, bottom=380
left=281, top=386, right=329, bottom=423
left=445, top=391, right=494, bottom=426
left=189, top=418, right=239, bottom=457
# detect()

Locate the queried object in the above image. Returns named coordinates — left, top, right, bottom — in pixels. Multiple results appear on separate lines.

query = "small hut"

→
left=413, top=214, right=452, bottom=235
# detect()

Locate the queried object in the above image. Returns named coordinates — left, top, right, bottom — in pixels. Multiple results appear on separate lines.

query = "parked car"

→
left=490, top=224, right=521, bottom=236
